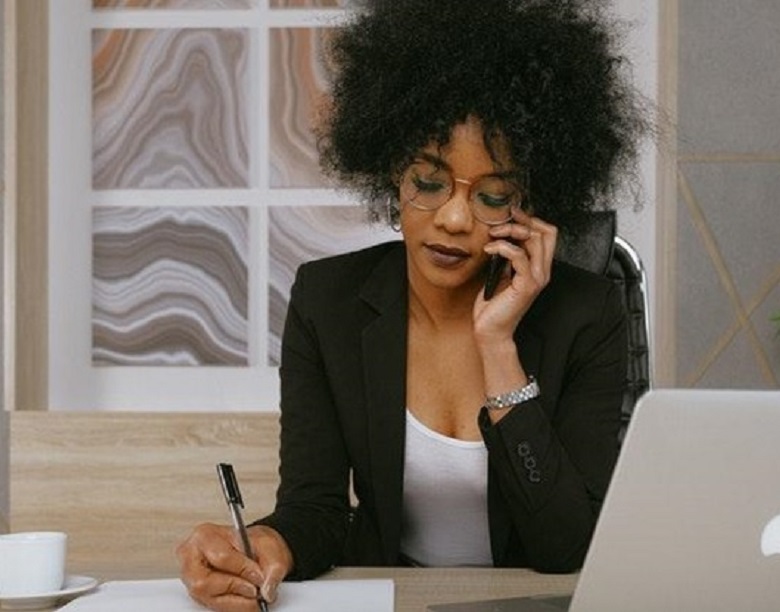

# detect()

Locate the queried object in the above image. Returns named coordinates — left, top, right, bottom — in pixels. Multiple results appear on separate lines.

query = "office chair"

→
left=555, top=211, right=651, bottom=442
left=606, top=235, right=651, bottom=441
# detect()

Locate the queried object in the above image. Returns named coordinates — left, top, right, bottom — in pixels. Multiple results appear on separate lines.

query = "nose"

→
left=433, top=180, right=474, bottom=233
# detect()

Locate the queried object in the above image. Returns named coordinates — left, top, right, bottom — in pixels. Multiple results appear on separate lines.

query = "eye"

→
left=478, top=192, right=513, bottom=208
left=412, top=174, right=446, bottom=193
left=408, top=162, right=449, bottom=193
left=474, top=178, right=519, bottom=208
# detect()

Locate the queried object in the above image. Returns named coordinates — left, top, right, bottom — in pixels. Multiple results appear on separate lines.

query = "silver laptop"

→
left=571, top=388, right=780, bottom=611
left=429, top=389, right=780, bottom=611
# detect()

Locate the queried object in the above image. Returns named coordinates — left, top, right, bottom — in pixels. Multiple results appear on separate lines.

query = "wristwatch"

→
left=485, top=376, right=540, bottom=410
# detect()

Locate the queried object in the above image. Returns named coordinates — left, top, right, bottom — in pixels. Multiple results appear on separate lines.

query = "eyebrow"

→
left=414, top=152, right=518, bottom=180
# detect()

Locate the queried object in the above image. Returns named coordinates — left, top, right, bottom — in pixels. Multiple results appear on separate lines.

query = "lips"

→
left=424, top=243, right=470, bottom=268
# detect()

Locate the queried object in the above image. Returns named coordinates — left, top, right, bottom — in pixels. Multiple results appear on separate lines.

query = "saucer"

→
left=0, top=575, right=99, bottom=610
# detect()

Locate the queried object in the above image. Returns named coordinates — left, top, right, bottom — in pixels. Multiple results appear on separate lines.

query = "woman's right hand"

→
left=473, top=210, right=558, bottom=344
left=177, top=523, right=293, bottom=611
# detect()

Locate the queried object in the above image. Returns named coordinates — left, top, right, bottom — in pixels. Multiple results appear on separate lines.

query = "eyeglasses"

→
left=399, top=159, right=523, bottom=226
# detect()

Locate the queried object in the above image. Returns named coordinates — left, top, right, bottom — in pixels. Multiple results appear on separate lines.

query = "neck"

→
left=407, top=277, right=480, bottom=329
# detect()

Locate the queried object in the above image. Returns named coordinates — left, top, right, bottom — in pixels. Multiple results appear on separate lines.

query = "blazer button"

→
left=517, top=442, right=540, bottom=483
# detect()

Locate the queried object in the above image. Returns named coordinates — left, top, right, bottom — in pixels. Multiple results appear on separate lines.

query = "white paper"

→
left=57, top=578, right=394, bottom=612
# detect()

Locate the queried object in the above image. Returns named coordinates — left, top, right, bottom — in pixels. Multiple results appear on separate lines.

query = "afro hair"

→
left=316, top=0, right=649, bottom=235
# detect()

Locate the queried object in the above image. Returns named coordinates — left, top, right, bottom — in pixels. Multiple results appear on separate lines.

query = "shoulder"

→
left=291, top=240, right=405, bottom=306
left=530, top=259, right=624, bottom=327
left=296, top=241, right=403, bottom=284
left=549, top=259, right=617, bottom=297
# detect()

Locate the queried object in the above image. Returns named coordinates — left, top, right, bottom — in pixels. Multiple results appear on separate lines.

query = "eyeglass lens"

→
left=400, top=160, right=521, bottom=225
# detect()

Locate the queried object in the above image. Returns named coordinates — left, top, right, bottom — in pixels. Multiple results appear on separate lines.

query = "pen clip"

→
left=217, top=463, right=244, bottom=508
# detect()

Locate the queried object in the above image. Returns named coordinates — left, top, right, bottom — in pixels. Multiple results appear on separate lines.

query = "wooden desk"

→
left=46, top=566, right=577, bottom=611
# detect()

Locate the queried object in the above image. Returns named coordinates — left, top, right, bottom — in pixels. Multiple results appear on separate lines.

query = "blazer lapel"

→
left=359, top=244, right=408, bottom=564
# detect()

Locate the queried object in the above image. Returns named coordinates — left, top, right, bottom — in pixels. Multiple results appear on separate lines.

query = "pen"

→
left=217, top=463, right=269, bottom=612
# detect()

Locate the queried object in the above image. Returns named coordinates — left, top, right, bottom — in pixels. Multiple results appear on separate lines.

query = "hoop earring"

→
left=387, top=199, right=402, bottom=232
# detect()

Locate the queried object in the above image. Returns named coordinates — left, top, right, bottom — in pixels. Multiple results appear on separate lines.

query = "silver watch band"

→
left=485, top=377, right=540, bottom=410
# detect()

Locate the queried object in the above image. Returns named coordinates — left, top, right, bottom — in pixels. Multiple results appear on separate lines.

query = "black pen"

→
left=217, top=463, right=269, bottom=612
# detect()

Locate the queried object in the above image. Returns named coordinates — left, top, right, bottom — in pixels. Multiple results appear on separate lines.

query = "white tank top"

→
left=399, top=409, right=493, bottom=566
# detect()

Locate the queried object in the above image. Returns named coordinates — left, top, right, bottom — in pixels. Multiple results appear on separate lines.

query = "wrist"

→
left=476, top=337, right=519, bottom=367
left=485, top=376, right=540, bottom=411
left=478, top=339, right=527, bottom=394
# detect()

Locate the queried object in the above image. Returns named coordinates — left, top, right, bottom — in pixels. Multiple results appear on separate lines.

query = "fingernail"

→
left=248, top=571, right=263, bottom=585
left=261, top=580, right=279, bottom=603
left=238, top=583, right=257, bottom=599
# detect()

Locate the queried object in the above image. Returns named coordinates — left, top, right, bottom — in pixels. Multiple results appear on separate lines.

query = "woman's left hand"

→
left=473, top=210, right=558, bottom=343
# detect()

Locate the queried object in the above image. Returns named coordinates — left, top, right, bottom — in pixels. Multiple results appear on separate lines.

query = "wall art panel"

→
left=270, top=1, right=347, bottom=8
left=94, top=1, right=257, bottom=9
left=267, top=205, right=398, bottom=365
left=93, top=28, right=250, bottom=189
left=269, top=28, right=333, bottom=188
left=93, top=207, right=250, bottom=366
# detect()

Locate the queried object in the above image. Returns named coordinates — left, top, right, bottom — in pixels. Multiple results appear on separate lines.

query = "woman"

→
left=178, top=0, right=646, bottom=609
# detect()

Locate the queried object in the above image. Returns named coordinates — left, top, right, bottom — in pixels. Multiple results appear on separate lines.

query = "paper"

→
left=58, top=578, right=394, bottom=612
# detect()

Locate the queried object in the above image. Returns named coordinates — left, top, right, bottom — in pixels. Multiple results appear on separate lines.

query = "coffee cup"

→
left=0, top=531, right=67, bottom=597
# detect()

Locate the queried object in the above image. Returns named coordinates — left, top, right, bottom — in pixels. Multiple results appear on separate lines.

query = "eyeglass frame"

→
left=396, top=156, right=527, bottom=226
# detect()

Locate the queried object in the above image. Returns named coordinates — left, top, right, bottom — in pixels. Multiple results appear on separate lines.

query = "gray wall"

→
left=0, top=410, right=7, bottom=533
left=675, top=0, right=780, bottom=388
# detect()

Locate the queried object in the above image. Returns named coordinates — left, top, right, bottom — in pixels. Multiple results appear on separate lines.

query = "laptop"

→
left=429, top=389, right=780, bottom=611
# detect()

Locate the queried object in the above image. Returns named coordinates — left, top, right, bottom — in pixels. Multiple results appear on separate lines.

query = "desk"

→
left=48, top=566, right=577, bottom=612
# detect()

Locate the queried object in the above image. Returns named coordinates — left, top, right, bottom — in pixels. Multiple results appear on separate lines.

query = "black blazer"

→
left=256, top=241, right=626, bottom=578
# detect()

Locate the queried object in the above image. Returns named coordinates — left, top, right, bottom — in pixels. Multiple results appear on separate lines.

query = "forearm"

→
left=480, top=401, right=600, bottom=572
left=251, top=504, right=349, bottom=580
left=478, top=281, right=627, bottom=571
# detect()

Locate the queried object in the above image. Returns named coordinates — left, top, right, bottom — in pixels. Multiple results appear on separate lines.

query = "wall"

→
left=5, top=0, right=48, bottom=411
left=0, top=410, right=8, bottom=532
left=671, top=0, right=779, bottom=388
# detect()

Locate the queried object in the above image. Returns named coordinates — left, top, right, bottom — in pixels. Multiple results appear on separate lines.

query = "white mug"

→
left=0, top=531, right=67, bottom=597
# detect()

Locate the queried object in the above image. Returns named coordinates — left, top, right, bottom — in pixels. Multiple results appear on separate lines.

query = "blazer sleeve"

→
left=252, top=263, right=352, bottom=580
left=479, top=279, right=627, bottom=572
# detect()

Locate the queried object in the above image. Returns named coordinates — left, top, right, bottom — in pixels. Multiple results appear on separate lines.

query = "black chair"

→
left=555, top=211, right=651, bottom=441
left=606, top=235, right=651, bottom=441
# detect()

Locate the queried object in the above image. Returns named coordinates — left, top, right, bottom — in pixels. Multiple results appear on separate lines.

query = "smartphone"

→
left=483, top=253, right=506, bottom=300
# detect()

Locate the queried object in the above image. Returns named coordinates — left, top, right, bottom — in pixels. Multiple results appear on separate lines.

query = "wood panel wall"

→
left=9, top=412, right=280, bottom=577
left=4, top=0, right=48, bottom=411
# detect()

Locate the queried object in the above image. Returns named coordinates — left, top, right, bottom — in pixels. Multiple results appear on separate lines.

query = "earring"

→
left=387, top=199, right=402, bottom=232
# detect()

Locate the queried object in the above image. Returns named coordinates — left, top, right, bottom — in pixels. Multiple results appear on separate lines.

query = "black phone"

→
left=483, top=253, right=506, bottom=300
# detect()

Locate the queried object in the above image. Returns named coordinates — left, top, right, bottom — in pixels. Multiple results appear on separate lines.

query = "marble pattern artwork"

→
left=94, top=1, right=257, bottom=8
left=93, top=207, right=250, bottom=366
left=269, top=28, right=333, bottom=188
left=93, top=28, right=249, bottom=189
left=267, top=205, right=399, bottom=365
left=270, top=0, right=347, bottom=7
